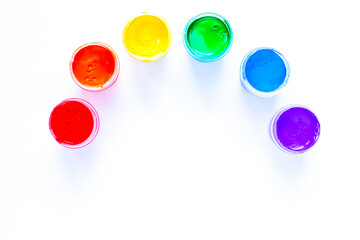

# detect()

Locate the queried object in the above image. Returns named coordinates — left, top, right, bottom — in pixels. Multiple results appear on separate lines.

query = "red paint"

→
left=72, top=44, right=116, bottom=88
left=49, top=100, right=94, bottom=146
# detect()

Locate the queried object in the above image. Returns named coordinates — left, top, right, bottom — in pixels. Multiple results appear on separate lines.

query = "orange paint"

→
left=71, top=43, right=119, bottom=90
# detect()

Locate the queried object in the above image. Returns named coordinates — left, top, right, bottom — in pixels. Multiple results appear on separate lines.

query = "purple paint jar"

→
left=270, top=105, right=320, bottom=154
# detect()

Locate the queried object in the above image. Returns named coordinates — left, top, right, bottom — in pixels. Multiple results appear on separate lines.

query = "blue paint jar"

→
left=240, top=47, right=290, bottom=97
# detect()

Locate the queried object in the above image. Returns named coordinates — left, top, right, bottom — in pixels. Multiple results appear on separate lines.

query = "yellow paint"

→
left=123, top=13, right=172, bottom=62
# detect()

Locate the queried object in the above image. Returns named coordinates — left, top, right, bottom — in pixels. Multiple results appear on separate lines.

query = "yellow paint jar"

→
left=123, top=13, right=172, bottom=62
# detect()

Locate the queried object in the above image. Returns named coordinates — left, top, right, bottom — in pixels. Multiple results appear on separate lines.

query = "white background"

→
left=1, top=0, right=360, bottom=239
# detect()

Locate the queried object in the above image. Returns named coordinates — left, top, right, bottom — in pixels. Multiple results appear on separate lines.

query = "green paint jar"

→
left=183, top=12, right=233, bottom=62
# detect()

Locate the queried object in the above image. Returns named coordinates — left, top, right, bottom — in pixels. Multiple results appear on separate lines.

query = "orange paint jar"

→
left=70, top=42, right=120, bottom=91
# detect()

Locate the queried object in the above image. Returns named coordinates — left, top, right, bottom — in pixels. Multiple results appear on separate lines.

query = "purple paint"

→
left=271, top=105, right=320, bottom=153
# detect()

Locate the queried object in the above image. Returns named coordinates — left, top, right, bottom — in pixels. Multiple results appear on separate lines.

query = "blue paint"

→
left=241, top=48, right=289, bottom=96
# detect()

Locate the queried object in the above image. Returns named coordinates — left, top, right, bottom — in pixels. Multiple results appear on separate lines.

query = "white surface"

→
left=1, top=0, right=360, bottom=239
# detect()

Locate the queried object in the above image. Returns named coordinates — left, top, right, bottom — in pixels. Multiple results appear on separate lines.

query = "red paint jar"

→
left=49, top=98, right=100, bottom=148
left=70, top=42, right=120, bottom=91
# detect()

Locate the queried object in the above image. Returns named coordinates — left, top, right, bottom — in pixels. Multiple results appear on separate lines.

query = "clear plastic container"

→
left=123, top=13, right=172, bottom=62
left=49, top=98, right=100, bottom=149
left=240, top=47, right=289, bottom=97
left=183, top=12, right=233, bottom=62
left=270, top=105, right=320, bottom=154
left=70, top=42, right=120, bottom=92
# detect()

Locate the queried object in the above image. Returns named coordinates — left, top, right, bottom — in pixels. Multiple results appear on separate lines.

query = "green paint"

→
left=185, top=14, right=232, bottom=61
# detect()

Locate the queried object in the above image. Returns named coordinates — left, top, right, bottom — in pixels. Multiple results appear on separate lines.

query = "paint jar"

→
left=270, top=105, right=320, bottom=154
left=70, top=42, right=120, bottom=92
left=123, top=13, right=172, bottom=62
left=183, top=12, right=233, bottom=62
left=49, top=98, right=100, bottom=149
left=240, top=47, right=289, bottom=97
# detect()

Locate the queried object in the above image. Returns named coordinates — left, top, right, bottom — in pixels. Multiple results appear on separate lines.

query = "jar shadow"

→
left=56, top=143, right=99, bottom=194
left=187, top=55, right=225, bottom=108
left=128, top=56, right=169, bottom=110
left=239, top=84, right=308, bottom=195
left=268, top=146, right=309, bottom=196
left=239, top=84, right=278, bottom=125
